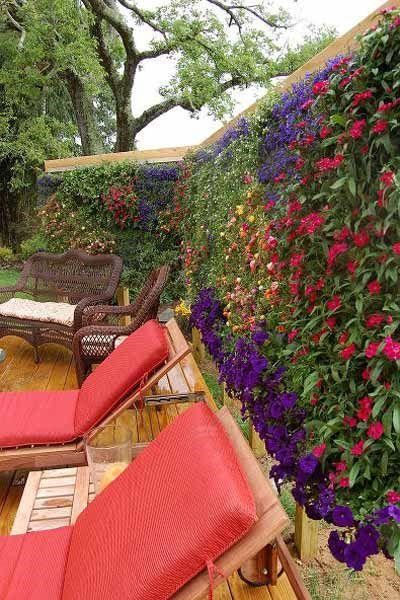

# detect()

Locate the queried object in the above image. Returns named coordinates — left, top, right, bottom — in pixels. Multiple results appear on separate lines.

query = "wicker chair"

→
left=73, top=265, right=170, bottom=384
left=0, top=249, right=123, bottom=361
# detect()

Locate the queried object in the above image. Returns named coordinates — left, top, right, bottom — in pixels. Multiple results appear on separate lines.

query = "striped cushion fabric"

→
left=74, top=320, right=168, bottom=435
left=0, top=527, right=72, bottom=599
left=63, top=403, right=257, bottom=600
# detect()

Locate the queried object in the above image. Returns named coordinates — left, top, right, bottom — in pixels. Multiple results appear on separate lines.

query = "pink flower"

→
left=383, top=336, right=400, bottom=361
left=351, top=440, right=365, bottom=456
left=301, top=99, right=314, bottom=110
left=344, top=416, right=357, bottom=428
left=320, top=126, right=333, bottom=139
left=357, top=396, right=373, bottom=421
left=288, top=329, right=299, bottom=342
left=349, top=118, right=366, bottom=139
left=365, top=341, right=380, bottom=359
left=316, top=154, right=345, bottom=172
left=367, top=280, right=381, bottom=295
left=327, top=242, right=348, bottom=266
left=312, top=443, right=327, bottom=458
left=365, top=314, right=385, bottom=328
left=372, top=119, right=388, bottom=134
left=347, top=260, right=359, bottom=275
left=340, top=343, right=356, bottom=360
left=352, top=90, right=373, bottom=107
left=339, top=477, right=350, bottom=488
left=326, top=317, right=337, bottom=329
left=313, top=80, right=329, bottom=95
left=296, top=212, right=325, bottom=235
left=387, top=490, right=400, bottom=504
left=339, top=331, right=349, bottom=345
left=367, top=422, right=384, bottom=440
left=392, top=242, right=400, bottom=255
left=327, top=295, right=341, bottom=311
left=353, top=230, right=370, bottom=247
left=380, top=171, right=394, bottom=187
left=289, top=253, right=304, bottom=267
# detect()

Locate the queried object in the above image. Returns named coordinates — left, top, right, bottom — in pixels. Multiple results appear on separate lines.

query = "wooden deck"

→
left=0, top=334, right=297, bottom=600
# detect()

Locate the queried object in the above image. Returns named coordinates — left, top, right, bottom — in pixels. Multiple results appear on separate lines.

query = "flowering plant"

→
left=186, top=8, right=400, bottom=571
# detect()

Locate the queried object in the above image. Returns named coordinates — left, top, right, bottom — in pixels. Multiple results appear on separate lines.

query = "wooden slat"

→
left=0, top=473, right=25, bottom=535
left=28, top=518, right=71, bottom=531
left=71, top=466, right=90, bottom=524
left=44, top=146, right=194, bottom=172
left=36, top=485, right=75, bottom=499
left=228, top=572, right=273, bottom=600
left=10, top=471, right=42, bottom=534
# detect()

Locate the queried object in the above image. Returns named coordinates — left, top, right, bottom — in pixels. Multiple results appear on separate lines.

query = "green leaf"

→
left=349, top=462, right=361, bottom=488
left=303, top=371, right=319, bottom=395
left=393, top=405, right=400, bottom=433
left=330, top=177, right=347, bottom=190
left=348, top=177, right=356, bottom=197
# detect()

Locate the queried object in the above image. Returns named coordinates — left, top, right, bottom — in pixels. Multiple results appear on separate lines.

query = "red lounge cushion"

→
left=0, top=390, right=78, bottom=448
left=74, top=320, right=168, bottom=436
left=63, top=403, right=257, bottom=600
left=0, top=526, right=72, bottom=600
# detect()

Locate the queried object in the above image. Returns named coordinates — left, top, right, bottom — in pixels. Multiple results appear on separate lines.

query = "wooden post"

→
left=294, top=503, right=319, bottom=561
left=116, top=286, right=130, bottom=327
left=191, top=327, right=205, bottom=365
left=248, top=418, right=266, bottom=458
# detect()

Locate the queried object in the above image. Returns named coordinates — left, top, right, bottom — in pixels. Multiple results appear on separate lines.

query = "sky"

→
left=132, top=0, right=387, bottom=150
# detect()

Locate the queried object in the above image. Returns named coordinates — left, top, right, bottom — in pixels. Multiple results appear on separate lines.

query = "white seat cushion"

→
left=114, top=335, right=128, bottom=348
left=0, top=298, right=76, bottom=327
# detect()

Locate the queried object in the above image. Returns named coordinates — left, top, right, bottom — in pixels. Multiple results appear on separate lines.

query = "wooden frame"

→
left=0, top=320, right=190, bottom=472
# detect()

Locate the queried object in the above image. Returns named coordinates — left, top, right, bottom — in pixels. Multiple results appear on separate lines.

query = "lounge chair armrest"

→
left=0, top=284, right=25, bottom=303
left=74, top=295, right=114, bottom=330
left=82, top=302, right=140, bottom=327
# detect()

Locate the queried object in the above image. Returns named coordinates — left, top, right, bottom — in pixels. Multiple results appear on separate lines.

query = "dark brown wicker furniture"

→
left=0, top=249, right=123, bottom=361
left=73, top=265, right=170, bottom=384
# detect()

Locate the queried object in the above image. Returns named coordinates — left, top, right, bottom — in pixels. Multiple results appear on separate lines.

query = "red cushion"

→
left=0, top=390, right=78, bottom=448
left=0, top=526, right=72, bottom=599
left=63, top=403, right=257, bottom=600
left=74, top=320, right=168, bottom=435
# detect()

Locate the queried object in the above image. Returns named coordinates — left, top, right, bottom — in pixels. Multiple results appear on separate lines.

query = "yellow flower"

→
left=175, top=299, right=191, bottom=317
left=235, top=204, right=244, bottom=215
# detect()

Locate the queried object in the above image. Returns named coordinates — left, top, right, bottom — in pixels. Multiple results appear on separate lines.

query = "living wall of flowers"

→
left=37, top=162, right=184, bottom=300
left=181, top=7, right=400, bottom=572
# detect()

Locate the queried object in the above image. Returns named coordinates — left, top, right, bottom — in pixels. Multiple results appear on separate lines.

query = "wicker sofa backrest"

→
left=19, top=250, right=123, bottom=304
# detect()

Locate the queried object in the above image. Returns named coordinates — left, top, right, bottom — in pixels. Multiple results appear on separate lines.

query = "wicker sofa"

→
left=0, top=249, right=122, bottom=361
left=73, top=265, right=169, bottom=384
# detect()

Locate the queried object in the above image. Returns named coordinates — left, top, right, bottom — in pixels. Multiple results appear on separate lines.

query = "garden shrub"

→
left=19, top=233, right=48, bottom=259
left=187, top=7, right=400, bottom=572
left=38, top=162, right=182, bottom=299
left=0, top=246, right=16, bottom=265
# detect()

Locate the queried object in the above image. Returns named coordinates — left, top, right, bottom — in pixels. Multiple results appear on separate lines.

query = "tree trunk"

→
left=64, top=71, right=104, bottom=155
left=115, top=95, right=136, bottom=151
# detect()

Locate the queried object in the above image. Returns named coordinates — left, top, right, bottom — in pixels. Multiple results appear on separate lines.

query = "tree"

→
left=2, top=0, right=334, bottom=153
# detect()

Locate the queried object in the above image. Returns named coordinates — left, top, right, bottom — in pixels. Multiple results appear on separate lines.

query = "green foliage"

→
left=19, top=233, right=48, bottom=260
left=0, top=246, right=15, bottom=265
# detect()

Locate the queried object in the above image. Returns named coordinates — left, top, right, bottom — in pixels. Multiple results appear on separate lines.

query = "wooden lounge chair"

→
left=0, top=319, right=189, bottom=472
left=0, top=403, right=310, bottom=600
left=73, top=265, right=170, bottom=385
left=0, top=249, right=123, bottom=362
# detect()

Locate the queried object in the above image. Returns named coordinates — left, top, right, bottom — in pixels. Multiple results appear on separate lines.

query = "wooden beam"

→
left=44, top=146, right=195, bottom=172
left=199, top=0, right=399, bottom=149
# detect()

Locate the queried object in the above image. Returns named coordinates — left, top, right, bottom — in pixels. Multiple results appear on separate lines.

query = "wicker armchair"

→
left=0, top=249, right=123, bottom=361
left=73, top=265, right=170, bottom=384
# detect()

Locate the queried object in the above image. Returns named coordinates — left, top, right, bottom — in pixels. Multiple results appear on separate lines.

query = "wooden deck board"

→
left=0, top=333, right=299, bottom=600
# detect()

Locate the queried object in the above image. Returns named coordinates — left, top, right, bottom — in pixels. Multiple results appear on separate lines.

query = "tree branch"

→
left=205, top=1, right=289, bottom=31
left=84, top=0, right=137, bottom=59
left=5, top=9, right=26, bottom=49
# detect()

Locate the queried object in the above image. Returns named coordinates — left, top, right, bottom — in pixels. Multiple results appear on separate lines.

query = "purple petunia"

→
left=332, top=505, right=354, bottom=527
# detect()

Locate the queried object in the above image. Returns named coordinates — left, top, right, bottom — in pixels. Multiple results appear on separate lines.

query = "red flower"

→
left=357, top=396, right=373, bottom=421
left=362, top=368, right=371, bottom=381
left=392, top=242, right=400, bottom=255
left=352, top=90, right=373, bottom=107
left=387, top=490, right=400, bottom=504
left=326, top=317, right=337, bottom=329
left=313, top=80, right=329, bottom=95
left=301, top=99, right=313, bottom=110
left=312, top=443, right=327, bottom=458
left=339, top=331, right=349, bottom=345
left=340, top=342, right=356, bottom=360
left=316, top=154, right=345, bottom=172
left=372, top=119, right=388, bottom=134
left=320, top=126, right=332, bottom=139
left=365, top=313, right=385, bottom=328
left=339, top=477, right=350, bottom=488
left=349, top=119, right=366, bottom=139
left=344, top=415, right=357, bottom=428
left=379, top=171, right=394, bottom=187
left=327, top=295, right=341, bottom=311
left=367, top=280, right=381, bottom=295
left=347, top=260, right=359, bottom=275
left=353, top=230, right=370, bottom=248
left=351, top=440, right=365, bottom=456
left=365, top=341, right=380, bottom=359
left=367, top=422, right=384, bottom=440
left=327, top=242, right=348, bottom=266
left=383, top=336, right=400, bottom=361
left=288, top=329, right=299, bottom=342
